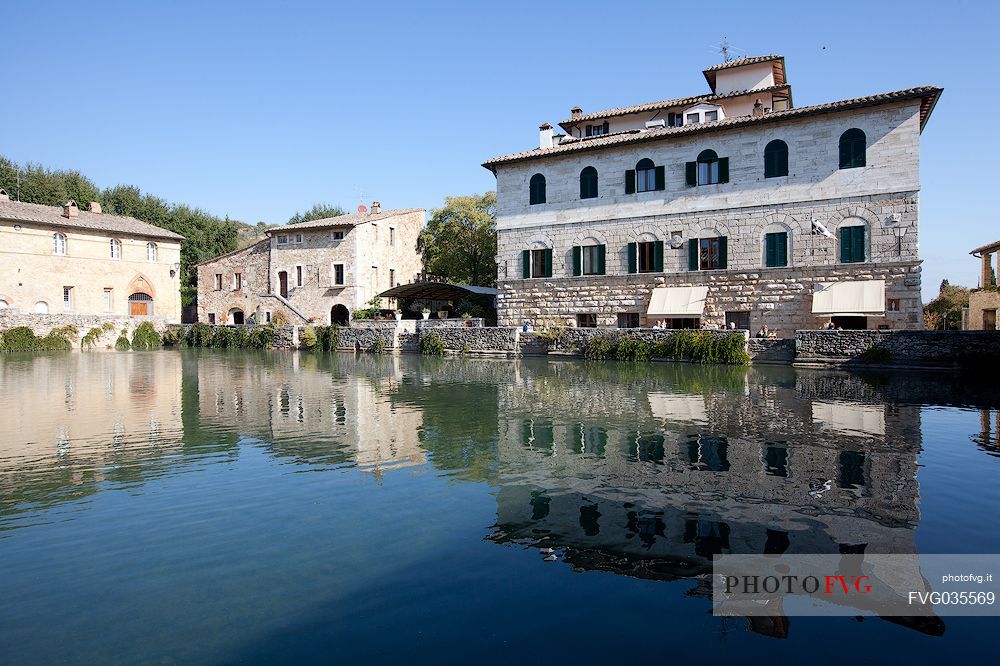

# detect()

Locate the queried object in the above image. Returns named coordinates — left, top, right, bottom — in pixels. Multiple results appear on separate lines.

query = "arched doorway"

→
left=228, top=308, right=245, bottom=325
left=331, top=304, right=349, bottom=326
left=129, top=292, right=154, bottom=316
left=33, top=301, right=49, bottom=314
left=278, top=271, right=289, bottom=298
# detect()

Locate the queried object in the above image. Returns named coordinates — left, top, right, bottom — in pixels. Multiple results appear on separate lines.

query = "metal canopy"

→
left=378, top=282, right=498, bottom=302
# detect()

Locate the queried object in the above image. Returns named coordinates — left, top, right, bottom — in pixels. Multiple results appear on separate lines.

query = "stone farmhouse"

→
left=966, top=239, right=1000, bottom=330
left=483, top=55, right=942, bottom=335
left=0, top=191, right=183, bottom=321
left=196, top=204, right=424, bottom=325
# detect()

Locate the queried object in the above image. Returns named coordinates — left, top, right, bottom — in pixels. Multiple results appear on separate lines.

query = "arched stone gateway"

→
left=331, top=304, right=350, bottom=326
left=228, top=308, right=245, bottom=325
left=129, top=292, right=154, bottom=316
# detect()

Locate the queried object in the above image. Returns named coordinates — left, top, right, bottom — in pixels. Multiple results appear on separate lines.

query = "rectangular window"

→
left=887, top=298, right=900, bottom=312
left=704, top=110, right=718, bottom=122
left=63, top=286, right=73, bottom=311
left=214, top=273, right=223, bottom=290
left=577, top=314, right=598, bottom=328
left=699, top=237, right=725, bottom=270
left=389, top=269, right=395, bottom=288
left=277, top=235, right=288, bottom=245
left=103, top=288, right=113, bottom=312
left=233, top=273, right=242, bottom=290
left=389, top=227, right=395, bottom=246
left=840, top=226, right=866, bottom=263
left=295, top=234, right=303, bottom=244
left=636, top=167, right=655, bottom=192
left=764, top=232, right=788, bottom=267
left=295, top=265, right=303, bottom=287
left=208, top=313, right=216, bottom=324
left=531, top=249, right=548, bottom=278
left=265, top=311, right=272, bottom=324
left=698, top=160, right=720, bottom=185
left=638, top=241, right=656, bottom=273
left=333, top=264, right=345, bottom=286
left=618, top=313, right=640, bottom=329
left=686, top=113, right=700, bottom=124
left=581, top=245, right=602, bottom=275
left=725, top=311, right=750, bottom=330
left=332, top=230, right=344, bottom=241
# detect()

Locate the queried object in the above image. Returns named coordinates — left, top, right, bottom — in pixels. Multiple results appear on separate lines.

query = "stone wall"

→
left=422, top=326, right=519, bottom=354
left=748, top=337, right=796, bottom=364
left=538, top=326, right=747, bottom=352
left=0, top=310, right=173, bottom=349
left=967, top=289, right=1000, bottom=330
left=794, top=329, right=1000, bottom=368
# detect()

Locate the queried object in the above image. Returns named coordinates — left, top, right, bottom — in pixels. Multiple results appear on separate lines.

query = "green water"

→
left=1, top=350, right=999, bottom=663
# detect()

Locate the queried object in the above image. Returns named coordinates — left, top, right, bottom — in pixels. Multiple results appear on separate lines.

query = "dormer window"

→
left=704, top=110, right=719, bottom=122
left=686, top=113, right=701, bottom=124
left=585, top=122, right=609, bottom=137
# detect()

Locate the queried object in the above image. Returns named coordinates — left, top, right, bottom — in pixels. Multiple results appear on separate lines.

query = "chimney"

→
left=89, top=201, right=102, bottom=214
left=62, top=200, right=79, bottom=218
left=539, top=122, right=553, bottom=149
left=370, top=201, right=381, bottom=215
left=752, top=99, right=764, bottom=118
left=570, top=106, right=582, bottom=120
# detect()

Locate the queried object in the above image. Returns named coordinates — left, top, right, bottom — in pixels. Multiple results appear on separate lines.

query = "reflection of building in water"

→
left=488, top=363, right=932, bottom=636
left=973, top=409, right=1000, bottom=458
left=0, top=352, right=184, bottom=507
left=192, top=353, right=425, bottom=476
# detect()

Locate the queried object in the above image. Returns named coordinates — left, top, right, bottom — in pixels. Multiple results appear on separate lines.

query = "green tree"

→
left=924, top=281, right=971, bottom=330
left=288, top=203, right=345, bottom=225
left=419, top=192, right=496, bottom=287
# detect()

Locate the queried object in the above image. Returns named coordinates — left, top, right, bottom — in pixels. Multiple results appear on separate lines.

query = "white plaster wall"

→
left=713, top=62, right=775, bottom=94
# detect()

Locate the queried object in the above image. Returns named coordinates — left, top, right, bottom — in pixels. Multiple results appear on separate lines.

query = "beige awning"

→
left=647, top=286, right=708, bottom=317
left=811, top=280, right=885, bottom=317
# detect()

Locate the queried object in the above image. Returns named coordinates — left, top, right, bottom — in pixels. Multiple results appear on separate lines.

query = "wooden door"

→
left=130, top=301, right=148, bottom=316
left=279, top=271, right=288, bottom=298
left=985, top=310, right=997, bottom=330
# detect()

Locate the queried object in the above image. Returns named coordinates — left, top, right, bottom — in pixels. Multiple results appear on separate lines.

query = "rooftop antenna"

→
left=720, top=37, right=733, bottom=62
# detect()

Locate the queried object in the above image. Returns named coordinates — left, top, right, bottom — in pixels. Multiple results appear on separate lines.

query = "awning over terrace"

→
left=646, top=286, right=709, bottom=318
left=378, top=281, right=498, bottom=302
left=811, top=280, right=886, bottom=317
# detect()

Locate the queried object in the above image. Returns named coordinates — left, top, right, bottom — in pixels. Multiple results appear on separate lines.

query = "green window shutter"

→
left=852, top=227, right=864, bottom=263
left=765, top=233, right=776, bottom=267
left=597, top=244, right=606, bottom=275
left=718, top=236, right=728, bottom=269
left=627, top=242, right=637, bottom=274
left=688, top=239, right=699, bottom=271
left=654, top=165, right=666, bottom=191
left=572, top=246, right=581, bottom=276
left=839, top=228, right=852, bottom=263
left=602, top=121, right=609, bottom=134
left=718, top=157, right=729, bottom=184
left=653, top=240, right=664, bottom=272
left=685, top=161, right=697, bottom=187
left=543, top=248, right=553, bottom=277
left=522, top=250, right=531, bottom=278
left=625, top=170, right=636, bottom=194
left=777, top=232, right=788, bottom=266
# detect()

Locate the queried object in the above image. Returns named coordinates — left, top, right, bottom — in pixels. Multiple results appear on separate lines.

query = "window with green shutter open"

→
left=764, top=231, right=788, bottom=267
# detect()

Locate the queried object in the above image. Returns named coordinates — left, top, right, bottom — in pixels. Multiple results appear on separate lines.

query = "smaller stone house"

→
left=966, top=239, right=1000, bottom=330
left=196, top=204, right=425, bottom=325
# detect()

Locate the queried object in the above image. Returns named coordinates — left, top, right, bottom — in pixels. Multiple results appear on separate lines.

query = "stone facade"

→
left=794, top=329, right=1000, bottom=367
left=0, top=197, right=183, bottom=322
left=0, top=310, right=174, bottom=348
left=196, top=208, right=425, bottom=326
left=485, top=57, right=938, bottom=337
left=968, top=290, right=1000, bottom=331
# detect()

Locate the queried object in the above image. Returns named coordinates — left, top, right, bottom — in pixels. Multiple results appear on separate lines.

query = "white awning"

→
left=811, top=280, right=885, bottom=317
left=647, top=286, right=708, bottom=317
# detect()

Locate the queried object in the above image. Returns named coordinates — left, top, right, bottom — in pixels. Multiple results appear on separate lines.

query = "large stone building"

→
left=196, top=204, right=424, bottom=325
left=483, top=55, right=942, bottom=335
left=966, top=239, right=1000, bottom=330
left=0, top=192, right=183, bottom=321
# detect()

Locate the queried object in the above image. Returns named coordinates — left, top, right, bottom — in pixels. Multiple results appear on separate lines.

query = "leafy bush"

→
left=315, top=325, right=340, bottom=352
left=1, top=326, right=40, bottom=352
left=859, top=343, right=891, bottom=364
left=130, top=321, right=161, bottom=350
left=301, top=325, right=318, bottom=349
left=187, top=323, right=213, bottom=347
left=371, top=337, right=386, bottom=354
left=247, top=325, right=275, bottom=349
left=160, top=327, right=185, bottom=346
left=582, top=334, right=614, bottom=360
left=114, top=329, right=131, bottom=351
left=352, top=296, right=382, bottom=320
left=420, top=332, right=445, bottom=356
left=613, top=337, right=652, bottom=362
left=272, top=311, right=288, bottom=326
left=82, top=323, right=116, bottom=350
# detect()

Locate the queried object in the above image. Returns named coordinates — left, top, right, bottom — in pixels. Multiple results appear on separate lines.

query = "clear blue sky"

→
left=3, top=0, right=996, bottom=300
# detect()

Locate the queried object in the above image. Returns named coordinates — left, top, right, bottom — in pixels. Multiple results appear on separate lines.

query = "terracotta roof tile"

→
left=274, top=207, right=423, bottom=232
left=702, top=54, right=783, bottom=72
left=0, top=198, right=184, bottom=240
left=483, top=86, right=942, bottom=170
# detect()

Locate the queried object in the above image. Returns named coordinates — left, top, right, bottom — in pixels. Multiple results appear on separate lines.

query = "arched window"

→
left=53, top=232, right=67, bottom=256
left=110, top=238, right=122, bottom=260
left=764, top=140, right=788, bottom=178
left=636, top=158, right=656, bottom=192
left=0, top=299, right=9, bottom=309
left=128, top=292, right=154, bottom=316
left=146, top=242, right=157, bottom=262
left=579, top=166, right=598, bottom=199
left=839, top=129, right=866, bottom=169
left=33, top=301, right=49, bottom=314
left=529, top=173, right=546, bottom=205
left=697, top=150, right=720, bottom=185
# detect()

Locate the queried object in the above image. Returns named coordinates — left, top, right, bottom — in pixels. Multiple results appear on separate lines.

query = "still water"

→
left=1, top=350, right=999, bottom=663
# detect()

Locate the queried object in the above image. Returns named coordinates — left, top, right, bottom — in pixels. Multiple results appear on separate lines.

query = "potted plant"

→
left=394, top=309, right=403, bottom=321
left=421, top=307, right=431, bottom=320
